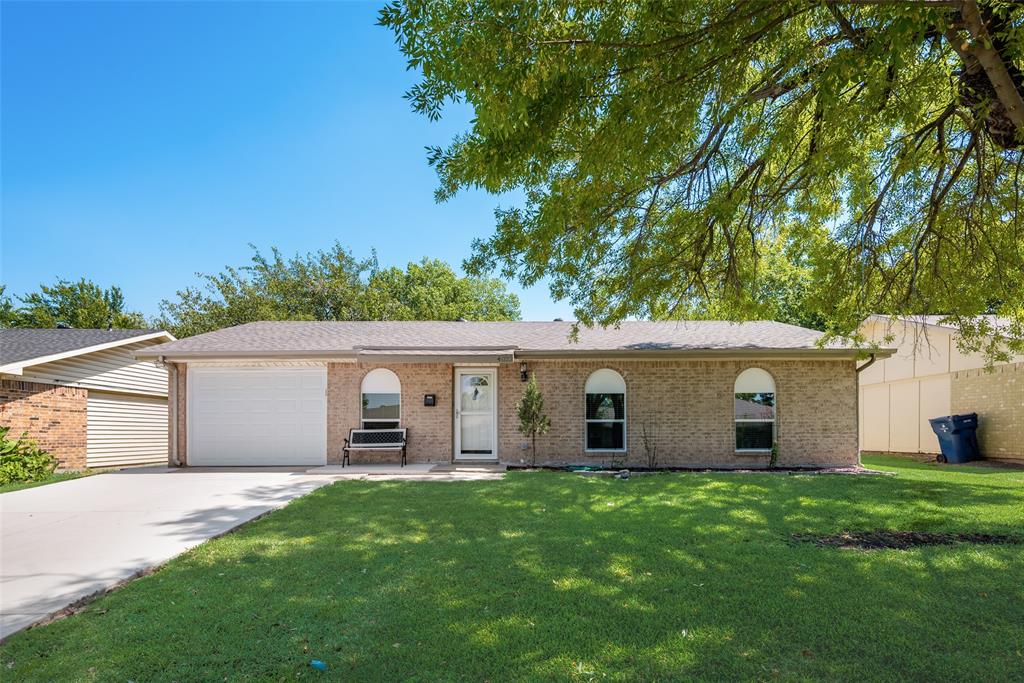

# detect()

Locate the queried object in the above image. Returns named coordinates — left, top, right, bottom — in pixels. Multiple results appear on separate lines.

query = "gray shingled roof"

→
left=0, top=329, right=164, bottom=367
left=136, top=320, right=861, bottom=359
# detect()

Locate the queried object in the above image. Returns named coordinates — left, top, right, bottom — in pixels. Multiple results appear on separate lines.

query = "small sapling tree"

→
left=516, top=373, right=550, bottom=466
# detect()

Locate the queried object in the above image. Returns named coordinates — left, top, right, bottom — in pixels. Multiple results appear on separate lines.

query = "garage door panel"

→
left=300, top=373, right=324, bottom=389
left=188, top=366, right=327, bottom=466
left=249, top=399, right=274, bottom=413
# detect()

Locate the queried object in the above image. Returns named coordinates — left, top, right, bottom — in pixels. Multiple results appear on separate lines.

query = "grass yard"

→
left=2, top=455, right=1023, bottom=681
left=0, top=470, right=95, bottom=495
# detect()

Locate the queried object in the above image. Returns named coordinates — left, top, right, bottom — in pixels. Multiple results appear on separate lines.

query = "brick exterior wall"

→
left=173, top=359, right=858, bottom=468
left=497, top=359, right=858, bottom=467
left=0, top=379, right=88, bottom=469
left=327, top=363, right=453, bottom=464
left=951, top=361, right=1024, bottom=462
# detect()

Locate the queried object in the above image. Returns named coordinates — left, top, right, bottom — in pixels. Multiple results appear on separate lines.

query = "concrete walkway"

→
left=305, top=463, right=507, bottom=481
left=0, top=468, right=339, bottom=640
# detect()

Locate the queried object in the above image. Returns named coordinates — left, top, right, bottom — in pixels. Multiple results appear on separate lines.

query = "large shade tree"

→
left=381, top=0, right=1024, bottom=359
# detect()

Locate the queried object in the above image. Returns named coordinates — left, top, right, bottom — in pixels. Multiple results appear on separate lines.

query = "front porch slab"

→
left=304, top=463, right=507, bottom=481
left=306, top=463, right=436, bottom=475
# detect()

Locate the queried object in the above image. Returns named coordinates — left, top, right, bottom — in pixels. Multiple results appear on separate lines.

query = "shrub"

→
left=640, top=420, right=659, bottom=469
left=0, top=426, right=58, bottom=485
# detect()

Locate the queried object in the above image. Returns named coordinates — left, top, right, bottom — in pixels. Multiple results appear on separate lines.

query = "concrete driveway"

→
left=0, top=468, right=337, bottom=640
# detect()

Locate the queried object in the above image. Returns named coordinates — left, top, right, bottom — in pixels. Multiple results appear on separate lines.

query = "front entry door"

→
left=454, top=369, right=497, bottom=460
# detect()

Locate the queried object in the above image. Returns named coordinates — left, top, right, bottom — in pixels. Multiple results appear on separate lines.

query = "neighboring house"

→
left=0, top=328, right=175, bottom=468
left=858, top=315, right=1024, bottom=463
left=135, top=320, right=892, bottom=469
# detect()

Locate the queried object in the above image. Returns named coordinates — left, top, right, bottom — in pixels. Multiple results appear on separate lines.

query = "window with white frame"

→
left=734, top=368, right=775, bottom=451
left=585, top=369, right=626, bottom=451
left=361, top=368, right=401, bottom=429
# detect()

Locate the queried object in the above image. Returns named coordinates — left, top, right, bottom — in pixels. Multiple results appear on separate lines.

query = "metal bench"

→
left=342, top=428, right=408, bottom=467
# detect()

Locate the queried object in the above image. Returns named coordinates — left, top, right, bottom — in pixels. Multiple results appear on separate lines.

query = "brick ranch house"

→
left=135, top=320, right=894, bottom=469
left=1, top=328, right=175, bottom=468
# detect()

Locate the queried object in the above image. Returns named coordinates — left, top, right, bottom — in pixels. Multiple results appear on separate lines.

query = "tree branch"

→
left=958, top=0, right=1024, bottom=135
left=826, top=4, right=865, bottom=48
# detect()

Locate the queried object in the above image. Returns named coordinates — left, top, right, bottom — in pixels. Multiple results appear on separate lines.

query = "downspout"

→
left=854, top=353, right=876, bottom=468
left=160, top=357, right=181, bottom=467
left=856, top=353, right=877, bottom=374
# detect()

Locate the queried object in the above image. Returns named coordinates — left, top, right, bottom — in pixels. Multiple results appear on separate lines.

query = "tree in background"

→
left=381, top=0, right=1024, bottom=359
left=516, top=373, right=550, bottom=466
left=0, top=279, right=147, bottom=329
left=363, top=257, right=522, bottom=321
left=157, top=244, right=521, bottom=337
left=156, top=244, right=374, bottom=337
left=0, top=287, right=17, bottom=328
left=684, top=238, right=826, bottom=331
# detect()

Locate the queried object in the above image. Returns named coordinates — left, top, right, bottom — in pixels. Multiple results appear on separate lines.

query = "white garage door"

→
left=188, top=366, right=327, bottom=466
left=87, top=392, right=168, bottom=467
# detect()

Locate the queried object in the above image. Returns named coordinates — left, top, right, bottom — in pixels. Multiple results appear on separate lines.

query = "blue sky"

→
left=1, top=1, right=572, bottom=321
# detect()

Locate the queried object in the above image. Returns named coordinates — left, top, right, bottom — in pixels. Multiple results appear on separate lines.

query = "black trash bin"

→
left=928, top=413, right=981, bottom=464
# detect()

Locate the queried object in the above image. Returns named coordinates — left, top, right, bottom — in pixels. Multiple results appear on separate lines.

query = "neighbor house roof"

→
left=135, top=320, right=890, bottom=361
left=864, top=314, right=1015, bottom=333
left=0, top=329, right=175, bottom=374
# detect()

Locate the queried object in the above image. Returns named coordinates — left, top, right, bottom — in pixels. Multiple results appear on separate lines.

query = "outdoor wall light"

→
left=520, top=362, right=528, bottom=382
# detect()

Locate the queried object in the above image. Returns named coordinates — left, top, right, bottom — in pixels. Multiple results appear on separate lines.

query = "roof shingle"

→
left=136, top=320, right=858, bottom=359
left=0, top=329, right=164, bottom=367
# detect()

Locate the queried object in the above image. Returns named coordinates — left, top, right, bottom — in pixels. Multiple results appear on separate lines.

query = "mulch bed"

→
left=792, top=530, right=1022, bottom=551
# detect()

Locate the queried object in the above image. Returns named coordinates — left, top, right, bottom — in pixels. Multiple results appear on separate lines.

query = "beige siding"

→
left=859, top=317, right=1021, bottom=455
left=861, top=384, right=890, bottom=452
left=18, top=340, right=168, bottom=397
left=888, top=382, right=919, bottom=452
left=918, top=375, right=950, bottom=452
left=87, top=391, right=168, bottom=467
left=859, top=376, right=950, bottom=455
left=950, top=344, right=988, bottom=372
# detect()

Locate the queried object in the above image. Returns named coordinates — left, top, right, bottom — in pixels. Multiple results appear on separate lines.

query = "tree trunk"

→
left=949, top=1, right=1024, bottom=148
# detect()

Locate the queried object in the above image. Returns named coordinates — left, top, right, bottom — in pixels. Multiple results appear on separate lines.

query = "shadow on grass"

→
left=2, top=466, right=1023, bottom=682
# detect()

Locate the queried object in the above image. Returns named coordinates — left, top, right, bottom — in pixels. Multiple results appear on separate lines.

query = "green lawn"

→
left=3, top=455, right=1022, bottom=682
left=0, top=470, right=95, bottom=494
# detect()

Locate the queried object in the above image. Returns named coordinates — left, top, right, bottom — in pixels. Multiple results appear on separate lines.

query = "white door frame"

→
left=453, top=367, right=498, bottom=461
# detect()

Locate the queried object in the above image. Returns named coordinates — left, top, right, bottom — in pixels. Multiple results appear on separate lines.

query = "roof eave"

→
left=1, top=331, right=176, bottom=374
left=517, top=347, right=885, bottom=360
left=133, top=349, right=360, bottom=362
left=136, top=346, right=895, bottom=362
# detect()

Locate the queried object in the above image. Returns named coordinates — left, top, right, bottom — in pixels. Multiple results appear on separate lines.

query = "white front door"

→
left=454, top=368, right=497, bottom=460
